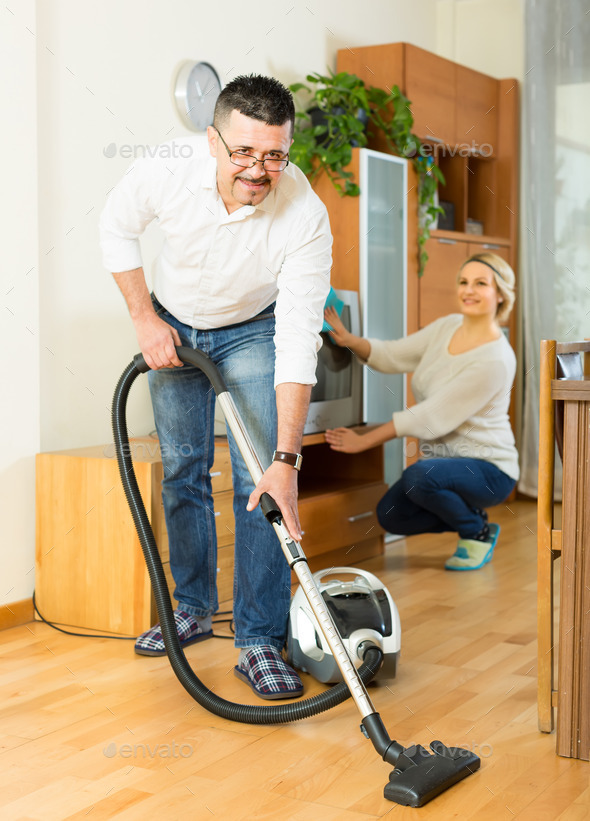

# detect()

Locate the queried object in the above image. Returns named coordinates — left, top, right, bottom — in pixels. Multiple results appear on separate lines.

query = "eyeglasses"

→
left=214, top=128, right=289, bottom=172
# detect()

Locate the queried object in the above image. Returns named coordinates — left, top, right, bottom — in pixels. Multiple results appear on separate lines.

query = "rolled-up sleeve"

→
left=273, top=207, right=332, bottom=386
left=99, top=160, right=158, bottom=273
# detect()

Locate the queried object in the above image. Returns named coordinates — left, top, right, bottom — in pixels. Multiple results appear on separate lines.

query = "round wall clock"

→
left=174, top=61, right=222, bottom=132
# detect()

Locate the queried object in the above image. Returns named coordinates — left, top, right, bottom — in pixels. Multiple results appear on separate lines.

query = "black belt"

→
left=151, top=293, right=275, bottom=330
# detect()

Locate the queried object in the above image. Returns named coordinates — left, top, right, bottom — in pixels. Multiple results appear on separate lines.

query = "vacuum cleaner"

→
left=112, top=346, right=480, bottom=808
left=287, top=567, right=400, bottom=684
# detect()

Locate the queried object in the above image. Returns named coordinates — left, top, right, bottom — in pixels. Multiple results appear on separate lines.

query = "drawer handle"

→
left=210, top=471, right=222, bottom=477
left=347, top=511, right=373, bottom=523
left=482, top=243, right=500, bottom=250
left=438, top=238, right=457, bottom=245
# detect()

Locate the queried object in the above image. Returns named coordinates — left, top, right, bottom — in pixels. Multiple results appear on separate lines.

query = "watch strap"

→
left=272, top=450, right=303, bottom=471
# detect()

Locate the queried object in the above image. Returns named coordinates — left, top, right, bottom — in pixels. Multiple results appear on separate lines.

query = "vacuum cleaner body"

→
left=288, top=568, right=401, bottom=684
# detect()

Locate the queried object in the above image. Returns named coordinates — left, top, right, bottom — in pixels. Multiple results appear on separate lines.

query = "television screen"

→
left=311, top=306, right=353, bottom=402
left=304, top=291, right=362, bottom=434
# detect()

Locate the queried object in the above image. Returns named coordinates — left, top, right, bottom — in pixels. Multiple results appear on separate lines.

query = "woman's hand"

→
left=324, top=306, right=351, bottom=347
left=326, top=420, right=397, bottom=453
left=325, top=427, right=370, bottom=454
left=324, top=306, right=371, bottom=360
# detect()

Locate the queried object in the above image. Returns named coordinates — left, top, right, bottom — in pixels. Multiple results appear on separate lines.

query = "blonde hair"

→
left=459, top=252, right=515, bottom=324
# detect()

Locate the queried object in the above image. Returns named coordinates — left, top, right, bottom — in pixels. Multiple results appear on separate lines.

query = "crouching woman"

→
left=325, top=253, right=519, bottom=570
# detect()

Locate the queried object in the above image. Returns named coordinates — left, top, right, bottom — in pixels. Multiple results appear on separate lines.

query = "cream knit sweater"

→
left=366, top=314, right=519, bottom=480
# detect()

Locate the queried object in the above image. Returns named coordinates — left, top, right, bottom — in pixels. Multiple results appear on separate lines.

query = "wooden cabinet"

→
left=334, top=42, right=519, bottom=440
left=455, top=64, right=498, bottom=150
left=313, top=148, right=414, bottom=484
left=35, top=434, right=386, bottom=636
left=337, top=42, right=500, bottom=154
left=336, top=42, right=519, bottom=250
left=35, top=439, right=232, bottom=636
left=418, top=236, right=468, bottom=327
left=297, top=433, right=386, bottom=567
left=405, top=44, right=457, bottom=146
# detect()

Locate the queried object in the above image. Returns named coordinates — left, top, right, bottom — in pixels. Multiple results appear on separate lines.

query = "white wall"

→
left=35, top=0, right=440, bottom=455
left=3, top=0, right=524, bottom=607
left=1, top=0, right=40, bottom=604
left=436, top=0, right=525, bottom=80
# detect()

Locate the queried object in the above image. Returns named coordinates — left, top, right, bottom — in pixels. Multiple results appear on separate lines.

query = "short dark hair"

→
left=213, top=74, right=295, bottom=135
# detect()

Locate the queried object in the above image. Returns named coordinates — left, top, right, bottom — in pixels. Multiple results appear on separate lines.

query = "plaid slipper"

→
left=134, top=609, right=213, bottom=656
left=445, top=523, right=501, bottom=571
left=234, top=645, right=304, bottom=700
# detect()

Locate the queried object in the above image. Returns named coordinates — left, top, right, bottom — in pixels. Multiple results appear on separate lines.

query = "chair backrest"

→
left=554, top=342, right=590, bottom=458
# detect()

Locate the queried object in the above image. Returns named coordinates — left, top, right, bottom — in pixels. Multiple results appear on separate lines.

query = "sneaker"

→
left=134, top=609, right=213, bottom=656
left=445, top=524, right=501, bottom=571
left=234, top=645, right=304, bottom=700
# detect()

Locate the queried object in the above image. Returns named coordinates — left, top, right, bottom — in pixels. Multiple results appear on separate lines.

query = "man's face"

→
left=207, top=110, right=292, bottom=214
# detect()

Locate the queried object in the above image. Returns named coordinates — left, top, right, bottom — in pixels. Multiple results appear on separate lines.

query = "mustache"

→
left=236, top=174, right=271, bottom=184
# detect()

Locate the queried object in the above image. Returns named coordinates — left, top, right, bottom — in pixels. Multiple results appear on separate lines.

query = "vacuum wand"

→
left=217, top=389, right=379, bottom=721
left=128, top=347, right=481, bottom=807
left=253, top=435, right=481, bottom=807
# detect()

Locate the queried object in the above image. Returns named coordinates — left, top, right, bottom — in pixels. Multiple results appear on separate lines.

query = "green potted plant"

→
left=289, top=73, right=444, bottom=274
left=289, top=70, right=378, bottom=196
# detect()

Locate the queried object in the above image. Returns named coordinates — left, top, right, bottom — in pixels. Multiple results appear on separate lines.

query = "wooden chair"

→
left=537, top=339, right=590, bottom=732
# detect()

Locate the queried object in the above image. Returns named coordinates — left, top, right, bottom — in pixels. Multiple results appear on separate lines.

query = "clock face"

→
left=175, top=62, right=222, bottom=132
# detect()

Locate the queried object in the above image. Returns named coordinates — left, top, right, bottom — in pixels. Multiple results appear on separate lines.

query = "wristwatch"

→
left=272, top=450, right=303, bottom=471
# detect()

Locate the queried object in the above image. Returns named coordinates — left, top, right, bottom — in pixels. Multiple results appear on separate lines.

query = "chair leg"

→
left=537, top=545, right=555, bottom=733
left=537, top=339, right=557, bottom=733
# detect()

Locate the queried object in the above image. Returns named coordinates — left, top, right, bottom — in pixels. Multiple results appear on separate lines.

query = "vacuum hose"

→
left=112, top=351, right=383, bottom=725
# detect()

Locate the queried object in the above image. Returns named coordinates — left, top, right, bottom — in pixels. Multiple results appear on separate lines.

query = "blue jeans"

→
left=148, top=296, right=291, bottom=649
left=376, top=457, right=516, bottom=540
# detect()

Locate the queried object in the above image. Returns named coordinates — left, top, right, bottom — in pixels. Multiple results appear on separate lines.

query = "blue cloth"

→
left=148, top=295, right=291, bottom=650
left=376, top=457, right=516, bottom=539
left=322, top=286, right=345, bottom=334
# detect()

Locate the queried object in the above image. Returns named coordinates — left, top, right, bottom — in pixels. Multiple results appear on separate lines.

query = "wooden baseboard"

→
left=0, top=598, right=34, bottom=630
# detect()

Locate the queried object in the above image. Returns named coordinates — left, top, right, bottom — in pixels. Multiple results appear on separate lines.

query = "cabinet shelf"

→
left=299, top=476, right=385, bottom=500
left=430, top=229, right=510, bottom=246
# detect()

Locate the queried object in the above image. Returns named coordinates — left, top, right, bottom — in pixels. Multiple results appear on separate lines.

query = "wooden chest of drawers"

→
left=35, top=432, right=386, bottom=636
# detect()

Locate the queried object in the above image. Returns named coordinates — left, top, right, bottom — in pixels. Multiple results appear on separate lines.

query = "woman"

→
left=324, top=253, right=519, bottom=570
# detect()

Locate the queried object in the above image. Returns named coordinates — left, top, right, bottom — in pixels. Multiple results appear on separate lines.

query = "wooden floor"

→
left=1, top=500, right=588, bottom=820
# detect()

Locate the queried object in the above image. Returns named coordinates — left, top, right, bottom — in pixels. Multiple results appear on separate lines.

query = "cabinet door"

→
left=35, top=452, right=157, bottom=635
left=455, top=65, right=498, bottom=152
left=360, top=150, right=407, bottom=487
left=466, top=241, right=510, bottom=263
left=405, top=44, right=456, bottom=146
left=419, top=237, right=469, bottom=327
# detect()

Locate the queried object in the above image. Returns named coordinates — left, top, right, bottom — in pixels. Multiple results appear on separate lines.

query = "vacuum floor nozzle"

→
left=384, top=741, right=481, bottom=807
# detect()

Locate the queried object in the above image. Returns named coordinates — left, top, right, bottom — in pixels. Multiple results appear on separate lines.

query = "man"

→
left=100, top=75, right=331, bottom=699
